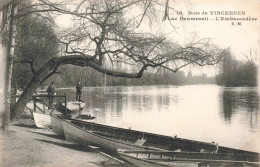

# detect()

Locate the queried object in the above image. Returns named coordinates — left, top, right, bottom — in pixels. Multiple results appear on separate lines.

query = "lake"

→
left=57, top=85, right=260, bottom=152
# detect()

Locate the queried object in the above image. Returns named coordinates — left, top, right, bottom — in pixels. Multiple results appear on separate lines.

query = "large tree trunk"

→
left=11, top=58, right=58, bottom=120
left=0, top=7, right=8, bottom=129
left=1, top=3, right=18, bottom=131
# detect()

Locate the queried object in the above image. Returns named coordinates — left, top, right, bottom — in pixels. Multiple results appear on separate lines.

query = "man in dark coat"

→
left=76, top=81, right=82, bottom=102
left=47, top=81, right=55, bottom=108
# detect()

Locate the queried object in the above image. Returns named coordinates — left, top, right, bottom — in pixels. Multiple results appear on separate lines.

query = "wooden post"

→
left=33, top=96, right=36, bottom=112
left=64, top=93, right=67, bottom=114
left=43, top=97, right=45, bottom=112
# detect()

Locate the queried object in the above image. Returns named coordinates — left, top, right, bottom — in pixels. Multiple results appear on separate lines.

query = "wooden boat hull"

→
left=33, top=112, right=51, bottom=129
left=67, top=101, right=85, bottom=110
left=62, top=118, right=216, bottom=152
left=62, top=118, right=260, bottom=157
left=51, top=115, right=64, bottom=136
left=117, top=150, right=260, bottom=167
left=117, top=152, right=167, bottom=167
left=118, top=152, right=199, bottom=167
left=62, top=119, right=148, bottom=150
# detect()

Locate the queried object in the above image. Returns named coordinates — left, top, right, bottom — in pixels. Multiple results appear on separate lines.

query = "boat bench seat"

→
left=93, top=131, right=113, bottom=138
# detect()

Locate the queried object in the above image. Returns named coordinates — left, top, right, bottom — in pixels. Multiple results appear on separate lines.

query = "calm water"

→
left=57, top=85, right=260, bottom=152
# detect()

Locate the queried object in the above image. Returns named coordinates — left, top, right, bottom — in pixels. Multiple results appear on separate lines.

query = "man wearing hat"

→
left=47, top=81, right=55, bottom=108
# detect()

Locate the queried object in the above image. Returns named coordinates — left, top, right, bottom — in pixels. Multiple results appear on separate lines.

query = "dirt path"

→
left=0, top=119, right=129, bottom=167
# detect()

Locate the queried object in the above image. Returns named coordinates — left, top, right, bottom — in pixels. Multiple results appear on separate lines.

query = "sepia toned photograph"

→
left=0, top=0, right=259, bottom=166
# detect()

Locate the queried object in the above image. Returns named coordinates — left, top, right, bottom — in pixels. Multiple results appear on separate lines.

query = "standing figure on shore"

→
left=76, top=81, right=82, bottom=102
left=47, top=81, right=55, bottom=108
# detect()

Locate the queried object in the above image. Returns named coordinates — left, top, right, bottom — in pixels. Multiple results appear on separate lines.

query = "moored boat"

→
left=67, top=101, right=86, bottom=110
left=62, top=118, right=148, bottom=150
left=62, top=118, right=260, bottom=157
left=117, top=150, right=260, bottom=167
left=51, top=114, right=95, bottom=136
left=33, top=112, right=51, bottom=129
left=51, top=115, right=64, bottom=136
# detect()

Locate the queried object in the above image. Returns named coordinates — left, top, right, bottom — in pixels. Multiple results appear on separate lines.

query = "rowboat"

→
left=67, top=101, right=85, bottom=110
left=32, top=99, right=88, bottom=129
left=62, top=118, right=151, bottom=150
left=33, top=112, right=51, bottom=129
left=50, top=114, right=64, bottom=136
left=62, top=118, right=260, bottom=156
left=117, top=150, right=260, bottom=167
left=50, top=114, right=95, bottom=136
left=32, top=100, right=81, bottom=130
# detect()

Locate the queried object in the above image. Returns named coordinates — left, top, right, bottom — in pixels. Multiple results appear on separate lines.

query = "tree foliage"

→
left=13, top=15, right=59, bottom=89
left=216, top=49, right=257, bottom=87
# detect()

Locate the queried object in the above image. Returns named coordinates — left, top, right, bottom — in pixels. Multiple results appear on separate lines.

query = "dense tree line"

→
left=216, top=50, right=257, bottom=87
left=41, top=65, right=215, bottom=88
left=185, top=71, right=216, bottom=85
left=14, top=58, right=216, bottom=90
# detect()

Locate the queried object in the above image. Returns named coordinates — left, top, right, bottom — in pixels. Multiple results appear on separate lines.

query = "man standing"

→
left=47, top=81, right=55, bottom=108
left=76, top=81, right=82, bottom=102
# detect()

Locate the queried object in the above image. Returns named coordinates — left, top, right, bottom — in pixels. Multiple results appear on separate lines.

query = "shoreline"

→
left=0, top=119, right=129, bottom=167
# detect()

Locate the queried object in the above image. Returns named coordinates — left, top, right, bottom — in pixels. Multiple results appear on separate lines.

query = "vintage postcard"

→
left=0, top=0, right=259, bottom=166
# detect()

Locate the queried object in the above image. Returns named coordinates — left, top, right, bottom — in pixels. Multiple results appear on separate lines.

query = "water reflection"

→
left=220, top=87, right=259, bottom=131
left=57, top=85, right=260, bottom=152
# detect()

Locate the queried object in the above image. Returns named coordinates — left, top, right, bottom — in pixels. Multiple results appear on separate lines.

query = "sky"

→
left=160, top=0, right=260, bottom=76
left=165, top=0, right=260, bottom=59
left=55, top=0, right=260, bottom=76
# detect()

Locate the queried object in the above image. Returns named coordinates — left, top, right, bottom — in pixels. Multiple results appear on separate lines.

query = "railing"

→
left=31, top=93, right=67, bottom=114
left=25, top=103, right=34, bottom=116
left=15, top=93, right=67, bottom=116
